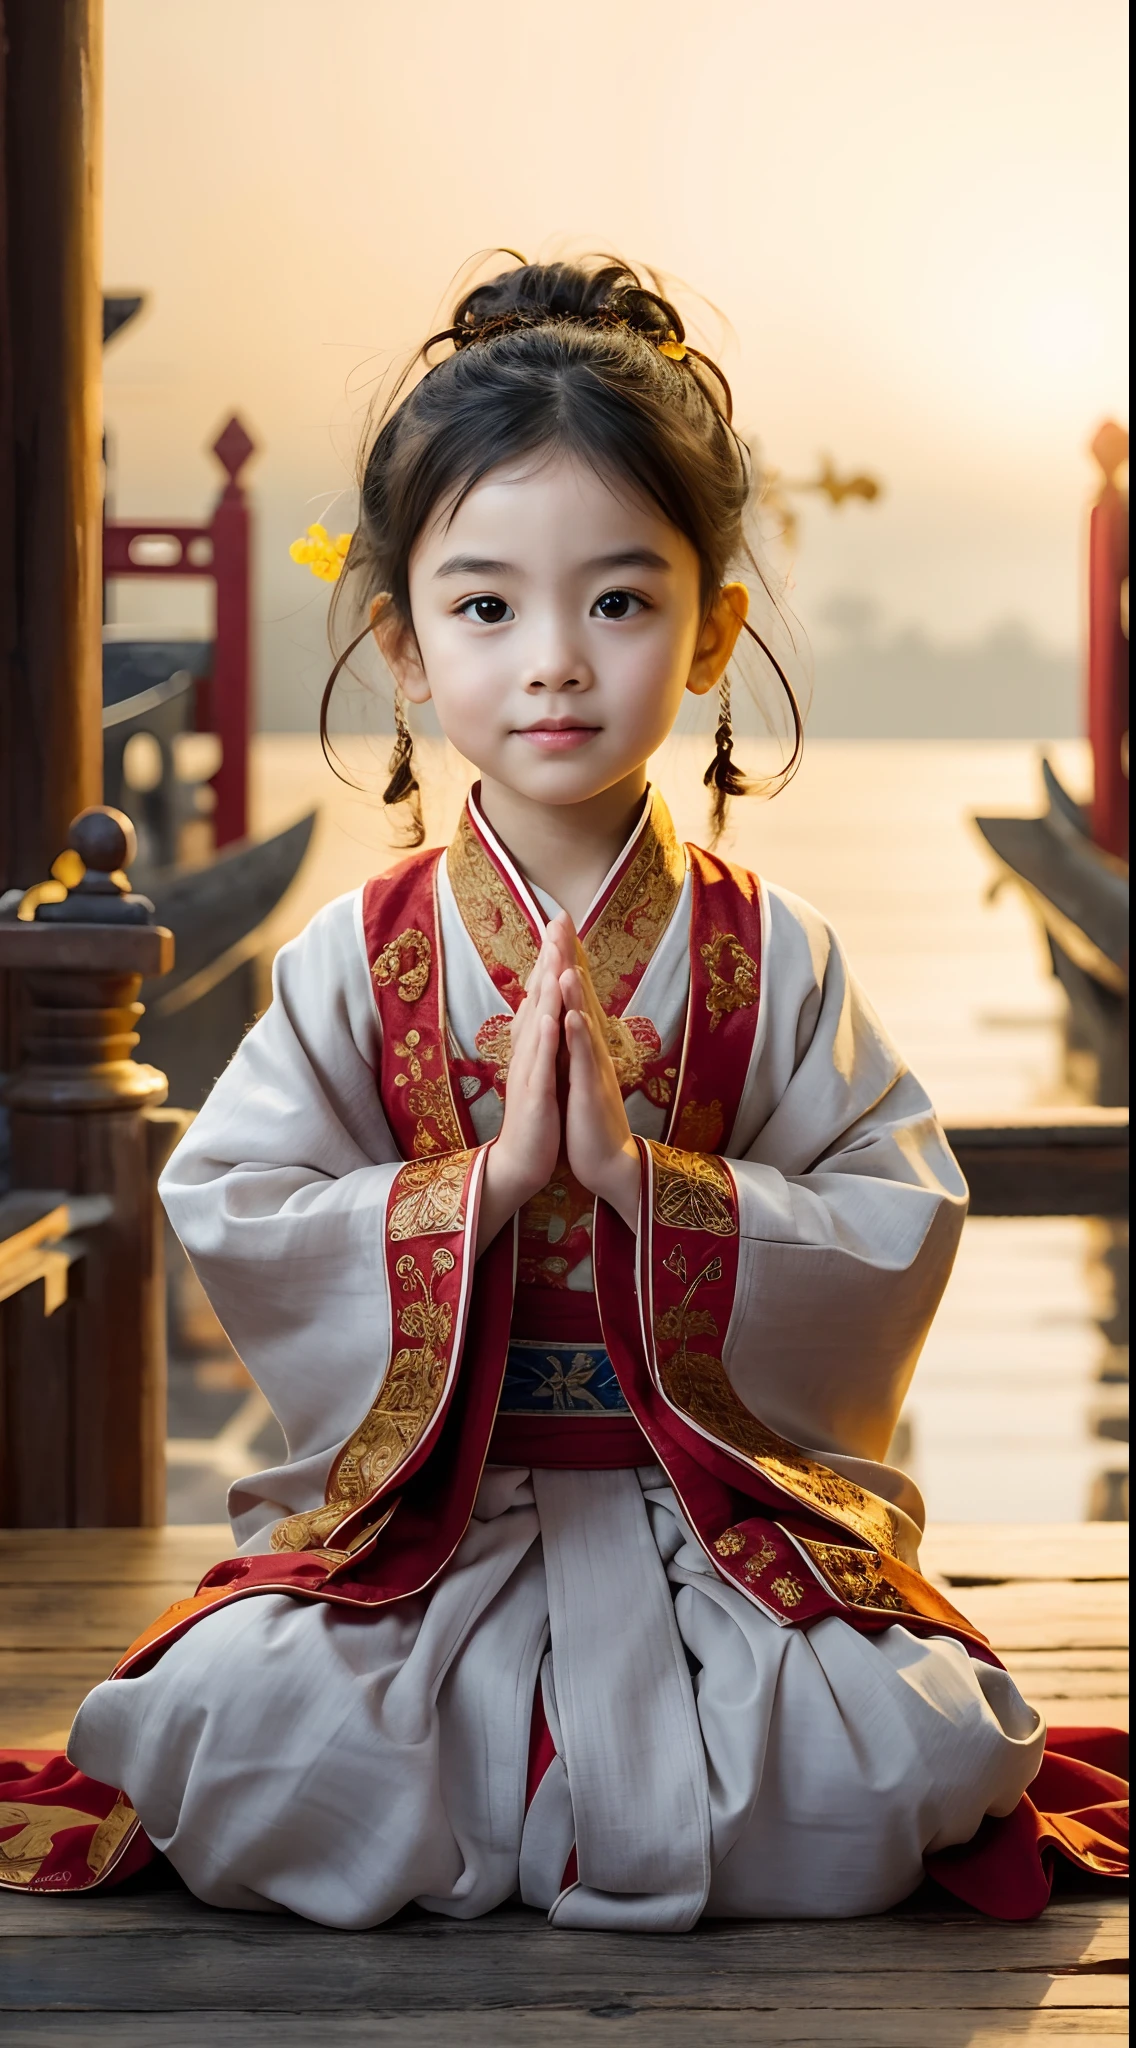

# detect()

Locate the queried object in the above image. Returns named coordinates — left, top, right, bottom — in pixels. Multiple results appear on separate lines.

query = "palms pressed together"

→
left=475, top=912, right=641, bottom=1254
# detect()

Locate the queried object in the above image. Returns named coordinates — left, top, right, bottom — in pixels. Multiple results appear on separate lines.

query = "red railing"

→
left=103, top=416, right=255, bottom=847
left=1086, top=421, right=1129, bottom=863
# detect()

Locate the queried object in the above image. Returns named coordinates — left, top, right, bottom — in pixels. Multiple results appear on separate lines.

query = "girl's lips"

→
left=514, top=725, right=600, bottom=751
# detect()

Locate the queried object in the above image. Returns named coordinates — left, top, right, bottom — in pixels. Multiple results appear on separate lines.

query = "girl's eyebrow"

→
left=434, top=546, right=672, bottom=580
left=585, top=548, right=671, bottom=573
left=435, top=554, right=512, bottom=578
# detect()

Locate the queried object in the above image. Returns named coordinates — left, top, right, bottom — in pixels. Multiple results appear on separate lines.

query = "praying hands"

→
left=475, top=912, right=641, bottom=1254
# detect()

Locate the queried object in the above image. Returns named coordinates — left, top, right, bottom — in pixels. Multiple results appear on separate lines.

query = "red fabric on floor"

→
left=0, top=1751, right=155, bottom=1892
left=924, top=1727, right=1128, bottom=1918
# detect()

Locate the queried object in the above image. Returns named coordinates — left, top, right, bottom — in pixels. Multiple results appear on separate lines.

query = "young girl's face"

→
left=379, top=453, right=745, bottom=811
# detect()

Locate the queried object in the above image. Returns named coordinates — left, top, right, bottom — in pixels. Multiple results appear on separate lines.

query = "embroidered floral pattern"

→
left=371, top=927, right=433, bottom=1004
left=742, top=1538, right=779, bottom=1582
left=448, top=808, right=538, bottom=1008
left=650, top=1144, right=737, bottom=1236
left=649, top=1204, right=901, bottom=1559
left=448, top=789, right=684, bottom=1020
left=800, top=1539, right=912, bottom=1614
left=387, top=1153, right=472, bottom=1240
left=769, top=1573, right=805, bottom=1608
left=390, top=1027, right=465, bottom=1157
left=271, top=1245, right=458, bottom=1555
left=670, top=1098, right=726, bottom=1151
left=700, top=930, right=759, bottom=1033
left=582, top=791, right=685, bottom=1012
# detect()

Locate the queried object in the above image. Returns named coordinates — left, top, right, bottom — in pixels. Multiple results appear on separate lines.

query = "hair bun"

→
left=451, top=257, right=683, bottom=352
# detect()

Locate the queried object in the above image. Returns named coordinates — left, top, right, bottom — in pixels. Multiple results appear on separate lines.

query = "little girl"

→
left=40, top=260, right=1118, bottom=1924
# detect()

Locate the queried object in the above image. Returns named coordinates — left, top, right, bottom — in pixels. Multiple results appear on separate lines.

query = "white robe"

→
left=70, top=825, right=1045, bottom=1928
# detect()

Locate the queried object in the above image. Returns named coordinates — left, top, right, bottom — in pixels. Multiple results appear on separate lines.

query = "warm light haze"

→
left=102, top=0, right=1129, bottom=734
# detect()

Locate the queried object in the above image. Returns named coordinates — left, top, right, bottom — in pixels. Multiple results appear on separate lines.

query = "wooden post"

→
left=208, top=417, right=255, bottom=846
left=0, top=0, right=104, bottom=896
left=1086, top=421, right=1130, bottom=863
left=0, top=810, right=176, bottom=1526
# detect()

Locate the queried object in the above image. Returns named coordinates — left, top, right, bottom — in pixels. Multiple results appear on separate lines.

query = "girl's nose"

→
left=518, top=609, right=594, bottom=693
left=522, top=645, right=593, bottom=693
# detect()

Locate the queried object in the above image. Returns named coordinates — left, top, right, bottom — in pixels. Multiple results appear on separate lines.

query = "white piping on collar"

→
left=465, top=783, right=656, bottom=933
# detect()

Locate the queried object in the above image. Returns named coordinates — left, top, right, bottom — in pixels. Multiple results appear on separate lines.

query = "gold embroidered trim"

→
left=650, top=1144, right=737, bottom=1237
left=390, top=1027, right=465, bottom=1157
left=372, top=927, right=432, bottom=1004
left=769, top=1572, right=805, bottom=1608
left=0, top=1792, right=137, bottom=1887
left=448, top=790, right=684, bottom=1017
left=800, top=1539, right=911, bottom=1613
left=670, top=1099, right=726, bottom=1151
left=700, top=930, right=759, bottom=1032
left=387, top=1153, right=470, bottom=1240
left=448, top=807, right=538, bottom=1002
left=713, top=1527, right=746, bottom=1556
left=583, top=789, right=686, bottom=1011
left=652, top=1247, right=900, bottom=1558
left=271, top=1222, right=464, bottom=1555
left=742, top=1537, right=778, bottom=1582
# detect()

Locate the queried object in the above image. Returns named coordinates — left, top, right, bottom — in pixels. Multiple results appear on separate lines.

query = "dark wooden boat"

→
left=974, top=759, right=1129, bottom=1106
left=103, top=657, right=315, bottom=1108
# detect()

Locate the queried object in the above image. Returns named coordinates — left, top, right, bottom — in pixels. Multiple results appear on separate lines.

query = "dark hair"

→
left=322, top=255, right=803, bottom=843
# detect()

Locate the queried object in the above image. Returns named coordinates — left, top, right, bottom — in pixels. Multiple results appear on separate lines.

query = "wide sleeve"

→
left=158, top=887, right=403, bottom=1545
left=722, top=884, right=967, bottom=1497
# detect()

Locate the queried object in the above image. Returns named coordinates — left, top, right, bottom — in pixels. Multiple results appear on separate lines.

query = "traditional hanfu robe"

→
left=3, top=791, right=1127, bottom=1921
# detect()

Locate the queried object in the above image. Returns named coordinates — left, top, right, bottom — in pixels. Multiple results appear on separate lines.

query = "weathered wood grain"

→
left=1, top=1933, right=1129, bottom=2013
left=0, top=1893, right=1125, bottom=1962
left=0, top=1584, right=204, bottom=1652
left=0, top=1651, right=119, bottom=1739
left=921, top=1525, right=1129, bottom=1586
left=0, top=2009, right=1127, bottom=2046
left=0, top=1526, right=232, bottom=1585
left=960, top=1582, right=1129, bottom=1651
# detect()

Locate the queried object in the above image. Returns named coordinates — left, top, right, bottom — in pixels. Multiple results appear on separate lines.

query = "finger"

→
left=538, top=958, right=564, bottom=1019
left=558, top=964, right=585, bottom=1015
left=569, top=946, right=607, bottom=1032
left=530, top=1010, right=560, bottom=1099
left=564, top=1007, right=600, bottom=1092
left=544, top=914, right=575, bottom=980
left=524, top=925, right=558, bottom=995
left=510, top=966, right=546, bottom=1077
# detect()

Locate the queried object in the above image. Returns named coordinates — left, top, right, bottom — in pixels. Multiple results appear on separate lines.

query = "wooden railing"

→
left=945, top=1109, right=1129, bottom=1217
left=103, top=417, right=256, bottom=847
left=0, top=810, right=181, bottom=1526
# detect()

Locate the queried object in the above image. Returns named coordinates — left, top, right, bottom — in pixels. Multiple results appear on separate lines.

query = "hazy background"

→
left=102, top=0, right=1128, bottom=736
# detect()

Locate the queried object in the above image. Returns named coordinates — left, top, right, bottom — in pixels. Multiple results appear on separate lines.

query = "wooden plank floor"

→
left=0, top=1524, right=1128, bottom=2045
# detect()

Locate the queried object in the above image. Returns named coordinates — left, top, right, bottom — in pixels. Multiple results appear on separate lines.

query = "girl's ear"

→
left=371, top=593, right=432, bottom=704
left=686, top=582, right=749, bottom=697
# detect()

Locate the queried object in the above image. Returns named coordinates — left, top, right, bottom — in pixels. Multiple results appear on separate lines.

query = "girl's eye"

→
left=592, top=589, right=644, bottom=620
left=459, top=595, right=513, bottom=624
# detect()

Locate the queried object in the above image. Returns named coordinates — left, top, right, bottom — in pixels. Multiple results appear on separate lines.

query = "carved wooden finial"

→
left=211, top=415, right=256, bottom=486
left=1090, top=420, right=1129, bottom=489
left=35, top=806, right=155, bottom=925
left=69, top=804, right=137, bottom=877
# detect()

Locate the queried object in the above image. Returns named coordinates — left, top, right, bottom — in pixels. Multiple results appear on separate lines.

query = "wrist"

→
left=594, top=1141, right=641, bottom=1234
left=484, top=1137, right=541, bottom=1215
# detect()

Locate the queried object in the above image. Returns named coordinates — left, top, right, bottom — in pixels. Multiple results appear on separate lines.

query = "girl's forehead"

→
left=413, top=452, right=689, bottom=569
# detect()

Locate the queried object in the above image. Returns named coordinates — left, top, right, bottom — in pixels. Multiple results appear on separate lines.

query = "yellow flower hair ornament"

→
left=289, top=523, right=353, bottom=583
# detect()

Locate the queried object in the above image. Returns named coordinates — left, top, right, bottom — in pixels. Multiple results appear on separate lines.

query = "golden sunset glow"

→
left=102, top=0, right=1128, bottom=728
